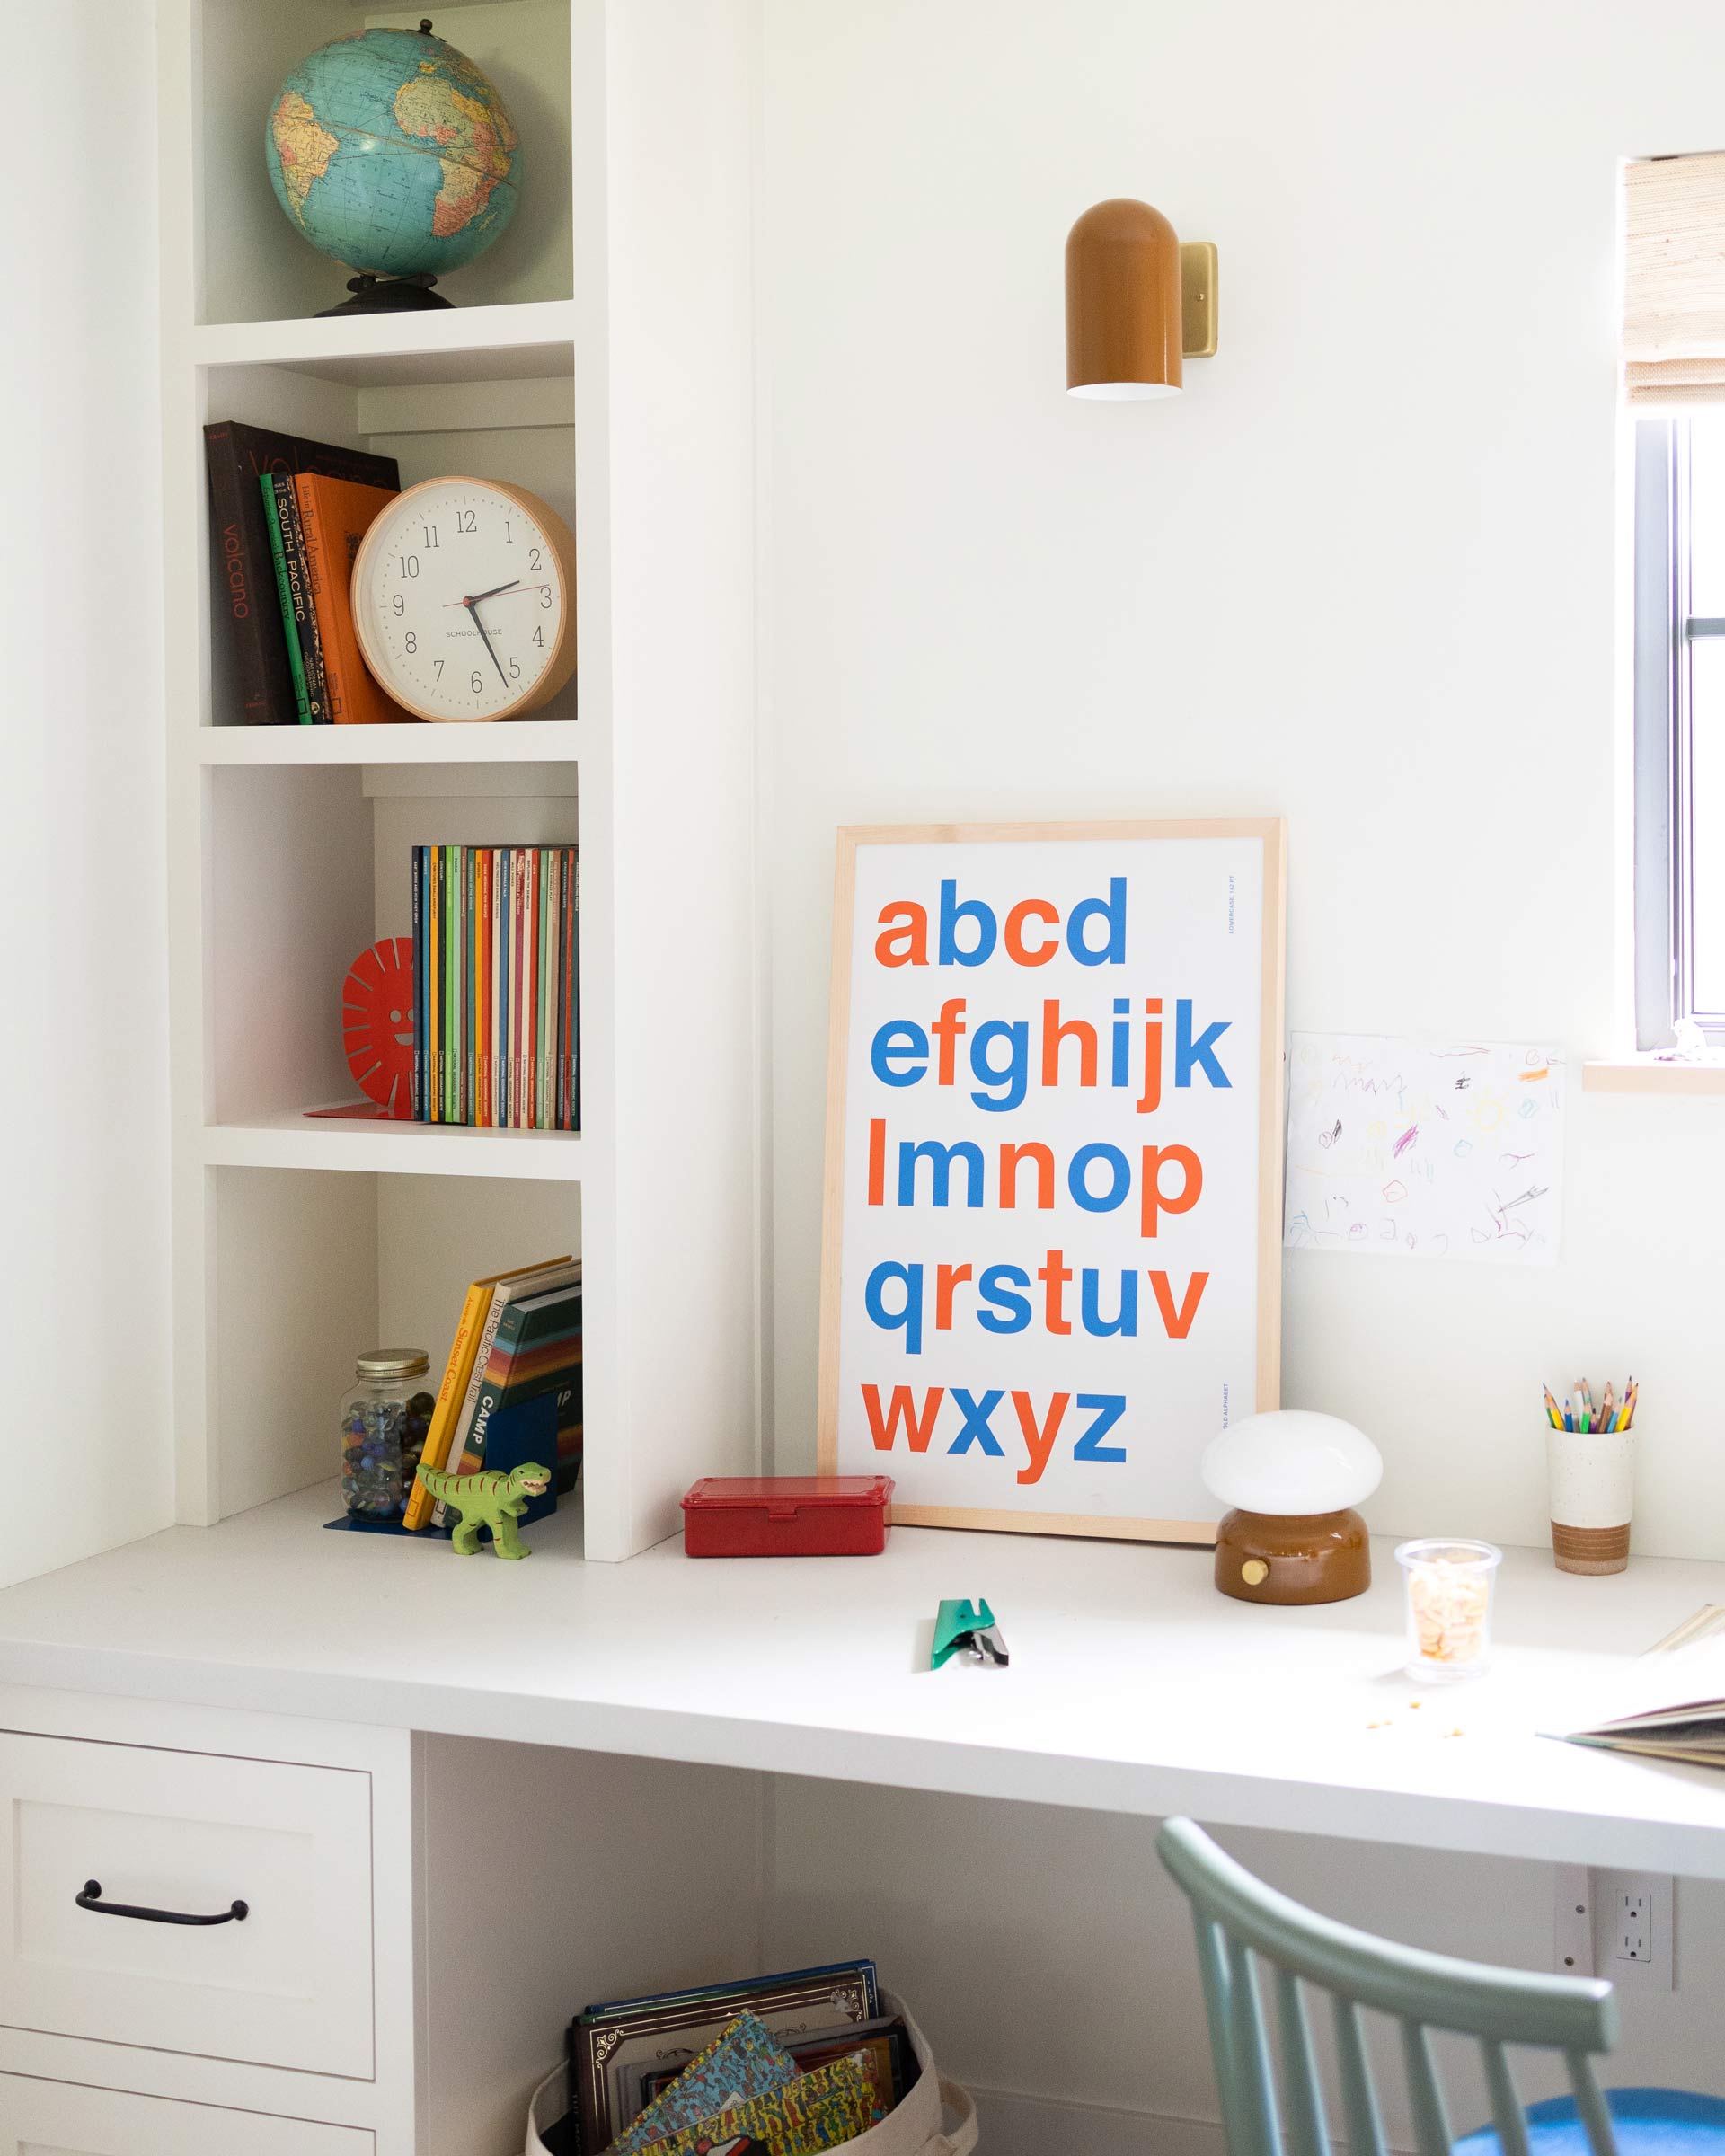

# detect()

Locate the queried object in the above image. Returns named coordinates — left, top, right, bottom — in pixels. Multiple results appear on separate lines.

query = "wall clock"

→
left=350, top=475, right=577, bottom=721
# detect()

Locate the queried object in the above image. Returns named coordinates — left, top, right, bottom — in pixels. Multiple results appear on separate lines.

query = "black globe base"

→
left=316, top=273, right=452, bottom=319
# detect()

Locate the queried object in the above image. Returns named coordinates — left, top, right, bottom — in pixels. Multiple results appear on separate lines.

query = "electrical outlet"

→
left=1555, top=1867, right=1674, bottom=1989
left=1614, top=1883, right=1655, bottom=1966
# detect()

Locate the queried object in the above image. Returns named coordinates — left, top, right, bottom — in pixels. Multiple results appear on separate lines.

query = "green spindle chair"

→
left=1158, top=1818, right=1725, bottom=2156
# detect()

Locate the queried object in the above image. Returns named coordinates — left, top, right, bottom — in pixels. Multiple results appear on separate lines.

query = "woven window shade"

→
left=1625, top=152, right=1725, bottom=405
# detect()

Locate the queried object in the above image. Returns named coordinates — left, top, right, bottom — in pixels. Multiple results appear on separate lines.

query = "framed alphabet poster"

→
left=817, top=819, right=1286, bottom=1542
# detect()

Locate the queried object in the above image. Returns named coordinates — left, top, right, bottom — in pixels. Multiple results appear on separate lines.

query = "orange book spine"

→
left=402, top=1280, right=491, bottom=1530
left=295, top=475, right=403, bottom=725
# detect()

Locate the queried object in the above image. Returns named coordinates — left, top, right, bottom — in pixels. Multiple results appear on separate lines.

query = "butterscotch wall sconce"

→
left=1065, top=199, right=1217, bottom=399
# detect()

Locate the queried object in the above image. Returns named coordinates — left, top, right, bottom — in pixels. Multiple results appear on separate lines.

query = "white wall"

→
left=757, top=0, right=1725, bottom=1559
left=768, top=1779, right=1725, bottom=2152
left=0, top=6, right=171, bottom=1583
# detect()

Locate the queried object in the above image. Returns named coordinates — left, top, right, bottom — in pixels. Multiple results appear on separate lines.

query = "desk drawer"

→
left=0, top=1731, right=373, bottom=2078
left=0, top=2072, right=374, bottom=2153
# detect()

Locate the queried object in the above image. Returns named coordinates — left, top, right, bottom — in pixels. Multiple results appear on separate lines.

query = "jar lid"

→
left=356, top=1348, right=430, bottom=1379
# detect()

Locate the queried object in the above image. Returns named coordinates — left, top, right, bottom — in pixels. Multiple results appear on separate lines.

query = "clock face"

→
left=352, top=478, right=573, bottom=720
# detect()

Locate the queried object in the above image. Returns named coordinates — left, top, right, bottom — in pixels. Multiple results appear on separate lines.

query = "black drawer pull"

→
left=75, top=1878, right=248, bottom=1926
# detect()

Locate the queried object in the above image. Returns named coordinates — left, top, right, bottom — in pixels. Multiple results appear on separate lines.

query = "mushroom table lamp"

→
left=1200, top=1410, right=1383, bottom=1605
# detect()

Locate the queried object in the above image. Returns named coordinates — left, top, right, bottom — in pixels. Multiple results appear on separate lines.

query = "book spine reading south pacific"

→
left=260, top=476, right=311, bottom=726
left=271, top=474, right=329, bottom=722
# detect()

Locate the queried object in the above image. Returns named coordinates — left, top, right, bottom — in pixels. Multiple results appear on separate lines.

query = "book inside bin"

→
left=680, top=1476, right=895, bottom=1558
left=531, top=1960, right=972, bottom=2156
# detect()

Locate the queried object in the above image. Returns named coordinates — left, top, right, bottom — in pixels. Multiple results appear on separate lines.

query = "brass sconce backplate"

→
left=1181, top=242, right=1218, bottom=358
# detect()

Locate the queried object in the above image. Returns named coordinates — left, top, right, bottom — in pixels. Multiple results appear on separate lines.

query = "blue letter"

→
left=969, top=1019, right=1029, bottom=1111
left=1068, top=1141, right=1130, bottom=1213
left=864, top=1261, right=924, bottom=1355
left=898, top=1139, right=985, bottom=1208
left=1073, top=1393, right=1128, bottom=1462
left=1079, top=1270, right=1139, bottom=1338
left=1175, top=999, right=1232, bottom=1088
left=948, top=1387, right=1006, bottom=1455
left=978, top=1264, right=1032, bottom=1333
left=938, top=879, right=996, bottom=967
left=870, top=1021, right=928, bottom=1087
left=1067, top=877, right=1127, bottom=966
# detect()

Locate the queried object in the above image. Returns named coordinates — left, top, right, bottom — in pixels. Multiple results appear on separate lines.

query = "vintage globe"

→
left=266, top=26, right=522, bottom=291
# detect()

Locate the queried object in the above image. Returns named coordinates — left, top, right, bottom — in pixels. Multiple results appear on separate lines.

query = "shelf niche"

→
left=196, top=0, right=574, bottom=328
left=206, top=758, right=579, bottom=1135
left=208, top=1162, right=579, bottom=1522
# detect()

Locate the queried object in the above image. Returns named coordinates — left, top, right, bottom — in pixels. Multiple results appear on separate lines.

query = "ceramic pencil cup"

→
left=1546, top=1426, right=1638, bottom=1575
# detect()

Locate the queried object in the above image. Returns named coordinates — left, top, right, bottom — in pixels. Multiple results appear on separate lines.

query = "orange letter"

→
left=874, top=902, right=927, bottom=967
left=1004, top=898, right=1060, bottom=967
left=868, top=1117, right=886, bottom=1206
left=861, top=1384, right=945, bottom=1453
left=999, top=1141, right=1055, bottom=1210
left=1137, top=998, right=1163, bottom=1114
left=1013, top=1391, right=1070, bottom=1484
left=1036, top=1247, right=1073, bottom=1335
left=930, top=997, right=968, bottom=1086
left=1040, top=1000, right=1098, bottom=1087
left=1141, top=1145, right=1203, bottom=1237
left=935, top=1262, right=974, bottom=1330
left=1148, top=1270, right=1209, bottom=1338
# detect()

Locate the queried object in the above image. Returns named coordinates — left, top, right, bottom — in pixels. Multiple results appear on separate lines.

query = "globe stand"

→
left=316, top=272, right=452, bottom=320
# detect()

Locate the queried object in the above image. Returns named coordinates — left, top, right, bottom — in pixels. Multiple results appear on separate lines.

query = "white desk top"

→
left=1, top=1487, right=1721, bottom=1874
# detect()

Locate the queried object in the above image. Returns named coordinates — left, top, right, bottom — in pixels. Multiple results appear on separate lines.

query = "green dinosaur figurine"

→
left=414, top=1462, right=552, bottom=1558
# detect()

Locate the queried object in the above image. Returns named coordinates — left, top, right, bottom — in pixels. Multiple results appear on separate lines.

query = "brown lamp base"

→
left=1214, top=1507, right=1372, bottom=1604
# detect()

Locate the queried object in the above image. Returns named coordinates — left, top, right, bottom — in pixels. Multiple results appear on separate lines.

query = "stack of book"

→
left=403, top=1255, right=584, bottom=1533
left=562, top=1959, right=911, bottom=2156
left=412, top=844, right=579, bottom=1129
left=204, top=420, right=403, bottom=726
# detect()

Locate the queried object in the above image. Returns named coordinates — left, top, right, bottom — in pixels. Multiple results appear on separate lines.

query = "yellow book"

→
left=403, top=1255, right=573, bottom=1530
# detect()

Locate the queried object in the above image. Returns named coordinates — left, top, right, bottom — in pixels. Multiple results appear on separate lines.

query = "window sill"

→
left=1582, top=1058, right=1725, bottom=1095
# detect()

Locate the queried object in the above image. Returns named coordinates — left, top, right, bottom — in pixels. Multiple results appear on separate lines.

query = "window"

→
left=1634, top=416, right=1725, bottom=1046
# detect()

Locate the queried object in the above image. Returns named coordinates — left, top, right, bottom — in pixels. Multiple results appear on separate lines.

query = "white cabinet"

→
left=0, top=2074, right=373, bottom=2153
left=0, top=1733, right=374, bottom=2079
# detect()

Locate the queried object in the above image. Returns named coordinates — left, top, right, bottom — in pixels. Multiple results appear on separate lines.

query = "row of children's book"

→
left=205, top=420, right=404, bottom=725
left=554, top=1957, right=908, bottom=2156
left=413, top=844, right=579, bottom=1129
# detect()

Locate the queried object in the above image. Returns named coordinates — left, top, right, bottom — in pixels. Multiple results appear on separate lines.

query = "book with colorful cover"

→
left=203, top=421, right=398, bottom=725
left=411, top=845, right=424, bottom=1121
left=402, top=1255, right=573, bottom=1533
left=611, top=2012, right=799, bottom=2156
left=294, top=473, right=403, bottom=725
left=447, top=1277, right=582, bottom=1486
left=260, top=475, right=311, bottom=725
left=272, top=473, right=329, bottom=721
left=434, top=1260, right=581, bottom=1524
left=572, top=1963, right=880, bottom=2156
left=634, top=2056, right=873, bottom=2156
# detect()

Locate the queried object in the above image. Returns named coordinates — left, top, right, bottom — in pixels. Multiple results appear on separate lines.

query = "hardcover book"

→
left=203, top=422, right=399, bottom=726
left=295, top=473, right=403, bottom=725
left=260, top=475, right=311, bottom=724
left=611, top=2011, right=798, bottom=2156
left=447, top=1277, right=582, bottom=1485
left=629, top=2056, right=873, bottom=2156
left=272, top=473, right=328, bottom=721
left=435, top=1262, right=582, bottom=1522
left=572, top=1963, right=880, bottom=2156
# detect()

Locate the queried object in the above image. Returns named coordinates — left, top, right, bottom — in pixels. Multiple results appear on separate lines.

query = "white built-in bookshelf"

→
left=157, top=0, right=759, bottom=1560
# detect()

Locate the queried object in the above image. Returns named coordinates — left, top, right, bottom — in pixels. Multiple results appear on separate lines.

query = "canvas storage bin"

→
left=525, top=1990, right=977, bottom=2156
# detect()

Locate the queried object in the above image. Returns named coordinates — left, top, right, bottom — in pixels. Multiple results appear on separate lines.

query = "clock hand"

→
left=464, top=597, right=510, bottom=690
left=443, top=583, right=547, bottom=608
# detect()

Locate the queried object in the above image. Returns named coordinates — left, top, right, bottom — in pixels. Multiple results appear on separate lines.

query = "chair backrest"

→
left=1157, top=1819, right=1621, bottom=2156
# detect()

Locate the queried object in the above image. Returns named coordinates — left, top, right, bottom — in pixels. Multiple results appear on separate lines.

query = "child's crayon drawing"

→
left=1283, top=1034, right=1563, bottom=1266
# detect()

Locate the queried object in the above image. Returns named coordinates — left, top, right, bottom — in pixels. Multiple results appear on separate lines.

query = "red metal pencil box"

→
left=680, top=1475, right=895, bottom=1558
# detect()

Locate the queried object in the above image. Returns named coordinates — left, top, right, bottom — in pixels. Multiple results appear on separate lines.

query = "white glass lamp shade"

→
left=1201, top=1410, right=1382, bottom=1517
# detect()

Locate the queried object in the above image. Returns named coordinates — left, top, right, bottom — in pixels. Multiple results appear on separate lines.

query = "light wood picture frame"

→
left=817, top=818, right=1286, bottom=1542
